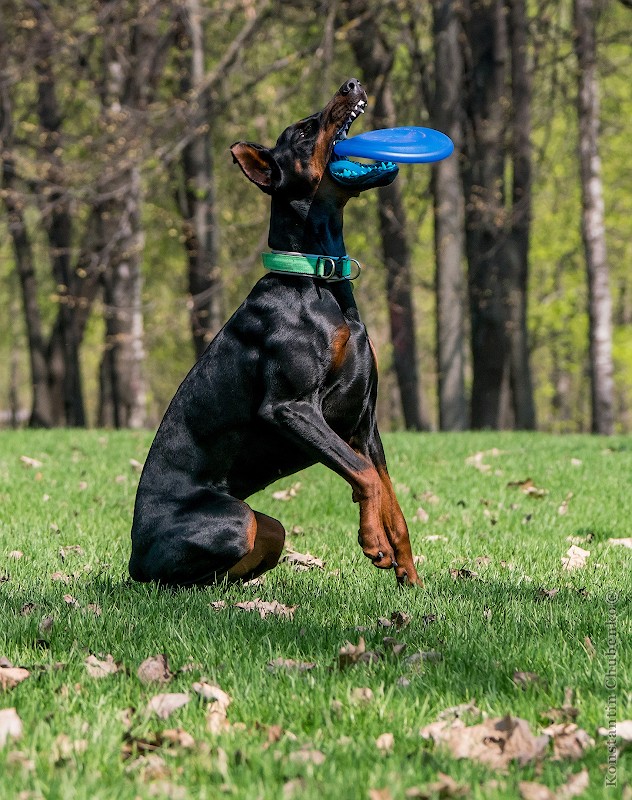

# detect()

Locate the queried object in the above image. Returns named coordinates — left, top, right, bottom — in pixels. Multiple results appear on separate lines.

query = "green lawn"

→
left=0, top=430, right=630, bottom=799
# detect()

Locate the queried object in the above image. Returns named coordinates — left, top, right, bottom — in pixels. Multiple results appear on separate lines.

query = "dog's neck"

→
left=268, top=188, right=349, bottom=258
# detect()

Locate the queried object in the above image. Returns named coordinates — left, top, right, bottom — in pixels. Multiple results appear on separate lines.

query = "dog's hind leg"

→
left=129, top=489, right=284, bottom=587
left=227, top=510, right=285, bottom=582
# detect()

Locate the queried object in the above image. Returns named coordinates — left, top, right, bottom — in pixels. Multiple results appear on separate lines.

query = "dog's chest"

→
left=321, top=317, right=375, bottom=431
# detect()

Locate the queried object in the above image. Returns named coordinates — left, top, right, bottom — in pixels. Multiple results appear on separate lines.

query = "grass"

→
left=0, top=429, right=630, bottom=799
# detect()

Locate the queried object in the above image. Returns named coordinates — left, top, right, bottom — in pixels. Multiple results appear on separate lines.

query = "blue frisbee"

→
left=333, top=126, right=454, bottom=163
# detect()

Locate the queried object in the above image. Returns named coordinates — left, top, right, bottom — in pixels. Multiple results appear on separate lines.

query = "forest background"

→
left=1, top=0, right=631, bottom=434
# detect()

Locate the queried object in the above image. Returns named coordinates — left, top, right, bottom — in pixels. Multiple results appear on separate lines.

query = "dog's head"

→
left=231, top=78, right=399, bottom=199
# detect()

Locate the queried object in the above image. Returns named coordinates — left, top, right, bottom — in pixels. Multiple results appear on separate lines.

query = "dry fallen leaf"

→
left=124, top=752, right=171, bottom=780
left=84, top=654, right=119, bottom=678
left=519, top=768, right=589, bottom=800
left=267, top=658, right=316, bottom=671
left=405, top=772, right=469, bottom=798
left=52, top=733, right=88, bottom=764
left=272, top=482, right=302, bottom=501
left=513, top=671, right=546, bottom=689
left=338, top=638, right=381, bottom=669
left=351, top=687, right=374, bottom=704
left=375, top=732, right=394, bottom=753
left=465, top=449, right=504, bottom=472
left=129, top=458, right=144, bottom=473
left=59, top=545, right=84, bottom=561
left=146, top=693, right=190, bottom=720
left=192, top=682, right=231, bottom=734
left=0, top=665, right=30, bottom=691
left=161, top=728, right=196, bottom=749
left=234, top=598, right=297, bottom=619
left=507, top=478, right=548, bottom=498
left=561, top=545, right=590, bottom=571
left=281, top=550, right=324, bottom=571
left=608, top=538, right=632, bottom=549
left=8, top=551, right=23, bottom=560
left=598, top=719, right=632, bottom=741
left=450, top=568, right=479, bottom=581
left=368, top=789, right=393, bottom=800
left=137, top=654, right=172, bottom=684
left=0, top=708, right=23, bottom=747
left=288, top=747, right=325, bottom=765
left=414, top=507, right=430, bottom=523
left=20, top=455, right=43, bottom=468
left=39, top=615, right=54, bottom=634
left=420, top=714, right=549, bottom=770
left=542, top=723, right=594, bottom=760
left=391, top=611, right=412, bottom=628
left=558, top=492, right=573, bottom=515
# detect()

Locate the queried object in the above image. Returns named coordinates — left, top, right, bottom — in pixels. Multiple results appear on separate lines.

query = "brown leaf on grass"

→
left=284, top=778, right=307, bottom=799
left=147, top=781, right=187, bottom=800
left=288, top=747, right=325, bottom=765
left=414, top=507, right=430, bottom=523
left=420, top=714, right=549, bottom=770
left=513, top=671, right=547, bottom=689
left=146, top=693, right=190, bottom=720
left=369, top=789, right=393, bottom=800
left=39, top=614, right=54, bottom=633
left=267, top=658, right=316, bottom=671
left=20, top=455, right=43, bottom=468
left=63, top=594, right=80, bottom=608
left=450, top=568, right=479, bottom=581
left=191, top=682, right=231, bottom=734
left=598, top=719, right=632, bottom=741
left=519, top=768, right=589, bottom=800
left=561, top=546, right=590, bottom=571
left=0, top=665, right=30, bottom=691
left=281, top=549, right=324, bottom=571
left=465, top=449, right=504, bottom=472
left=20, top=603, right=36, bottom=616
left=375, top=732, right=394, bottom=753
left=541, top=688, right=578, bottom=723
left=541, top=723, right=594, bottom=760
left=608, top=537, right=632, bottom=549
left=124, top=753, right=171, bottom=780
left=558, top=493, right=573, bottom=516
left=351, top=687, right=374, bottom=704
left=129, top=458, right=144, bottom=473
left=210, top=600, right=226, bottom=611
left=59, top=545, right=84, bottom=561
left=391, top=611, right=412, bottom=628
left=338, top=638, right=381, bottom=669
left=137, top=654, right=172, bottom=684
left=50, top=571, right=71, bottom=584
left=51, top=733, right=88, bottom=764
left=8, top=550, right=23, bottom=560
left=234, top=598, right=297, bottom=619
left=85, top=654, right=119, bottom=678
left=405, top=773, right=469, bottom=798
left=406, top=650, right=443, bottom=665
left=507, top=478, right=548, bottom=498
left=0, top=708, right=22, bottom=747
left=536, top=588, right=559, bottom=600
left=161, top=728, right=195, bottom=749
left=272, top=482, right=302, bottom=501
left=85, top=603, right=102, bottom=616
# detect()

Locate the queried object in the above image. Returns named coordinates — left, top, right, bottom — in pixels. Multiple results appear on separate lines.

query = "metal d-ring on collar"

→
left=261, top=250, right=362, bottom=282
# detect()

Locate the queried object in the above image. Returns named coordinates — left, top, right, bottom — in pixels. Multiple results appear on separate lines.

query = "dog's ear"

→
left=230, top=142, right=281, bottom=193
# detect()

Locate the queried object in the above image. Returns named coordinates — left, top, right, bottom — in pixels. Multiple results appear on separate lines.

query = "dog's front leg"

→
left=354, top=424, right=423, bottom=587
left=259, top=399, right=396, bottom=569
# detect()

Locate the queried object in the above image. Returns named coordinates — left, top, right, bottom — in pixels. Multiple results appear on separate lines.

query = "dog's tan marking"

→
left=330, top=324, right=351, bottom=371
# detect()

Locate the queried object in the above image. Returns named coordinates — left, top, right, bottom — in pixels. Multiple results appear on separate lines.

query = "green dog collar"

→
left=262, top=251, right=361, bottom=282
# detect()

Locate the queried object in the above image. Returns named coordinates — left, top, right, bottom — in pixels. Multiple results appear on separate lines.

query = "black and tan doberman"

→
left=129, top=78, right=422, bottom=588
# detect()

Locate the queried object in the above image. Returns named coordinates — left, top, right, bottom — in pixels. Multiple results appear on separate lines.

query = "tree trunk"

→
left=98, top=164, right=147, bottom=429
left=177, top=0, right=223, bottom=360
left=462, top=0, right=510, bottom=429
left=573, top=0, right=614, bottom=434
left=33, top=2, right=86, bottom=426
left=341, top=1, right=429, bottom=430
left=0, top=52, right=53, bottom=427
left=432, top=0, right=467, bottom=431
left=506, top=0, right=536, bottom=430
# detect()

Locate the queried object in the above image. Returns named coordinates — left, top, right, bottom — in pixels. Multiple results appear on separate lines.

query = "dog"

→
left=129, top=78, right=422, bottom=588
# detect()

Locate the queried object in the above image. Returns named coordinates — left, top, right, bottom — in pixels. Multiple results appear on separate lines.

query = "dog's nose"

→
left=340, top=78, right=361, bottom=96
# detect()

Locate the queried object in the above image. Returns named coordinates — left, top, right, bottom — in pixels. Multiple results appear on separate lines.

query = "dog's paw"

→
left=395, top=568, right=424, bottom=588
